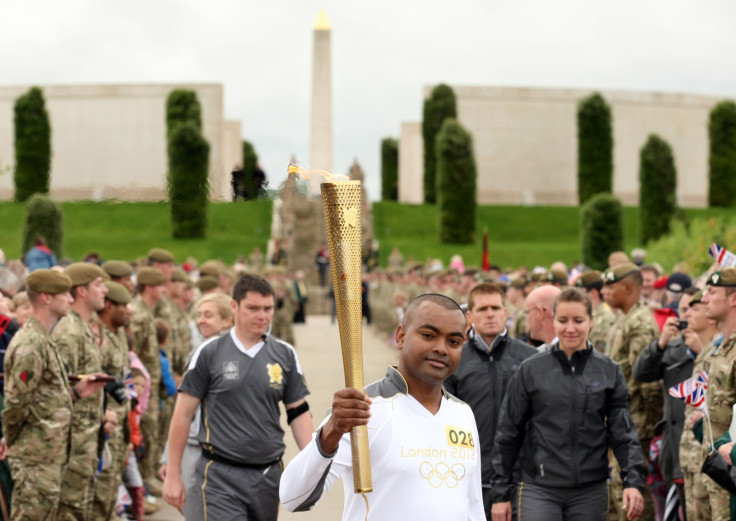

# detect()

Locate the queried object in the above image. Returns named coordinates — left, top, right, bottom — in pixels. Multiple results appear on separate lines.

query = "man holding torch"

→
left=280, top=293, right=485, bottom=520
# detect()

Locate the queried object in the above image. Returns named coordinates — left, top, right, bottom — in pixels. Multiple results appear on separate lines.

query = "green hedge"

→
left=14, top=87, right=51, bottom=202
left=167, top=122, right=210, bottom=238
left=580, top=193, right=624, bottom=270
left=577, top=92, right=613, bottom=204
left=708, top=100, right=736, bottom=207
left=166, top=89, right=202, bottom=138
left=380, top=138, right=398, bottom=201
left=639, top=134, right=677, bottom=244
left=436, top=118, right=476, bottom=244
left=242, top=141, right=258, bottom=200
left=422, top=84, right=456, bottom=204
left=21, top=194, right=64, bottom=257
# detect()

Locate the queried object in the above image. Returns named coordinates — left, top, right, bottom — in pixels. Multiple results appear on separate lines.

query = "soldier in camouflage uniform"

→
left=678, top=289, right=720, bottom=521
left=129, top=267, right=166, bottom=492
left=266, top=268, right=296, bottom=346
left=2, top=270, right=106, bottom=521
left=506, top=277, right=527, bottom=340
left=575, top=270, right=617, bottom=352
left=700, top=268, right=736, bottom=521
left=101, top=260, right=135, bottom=296
left=53, top=263, right=110, bottom=520
left=93, top=282, right=132, bottom=520
left=602, top=262, right=661, bottom=521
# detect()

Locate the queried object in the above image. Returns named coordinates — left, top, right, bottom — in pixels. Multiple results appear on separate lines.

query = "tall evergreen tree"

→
left=381, top=138, right=399, bottom=201
left=708, top=100, right=736, bottom=207
left=166, top=89, right=202, bottom=138
left=580, top=193, right=624, bottom=270
left=21, top=194, right=64, bottom=258
left=167, top=122, right=210, bottom=238
left=577, top=92, right=613, bottom=204
left=639, top=134, right=677, bottom=244
left=436, top=118, right=476, bottom=244
left=422, top=84, right=457, bottom=204
left=14, top=87, right=51, bottom=202
left=242, top=141, right=258, bottom=200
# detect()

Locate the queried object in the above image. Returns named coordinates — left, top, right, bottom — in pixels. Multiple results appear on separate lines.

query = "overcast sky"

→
left=2, top=0, right=735, bottom=201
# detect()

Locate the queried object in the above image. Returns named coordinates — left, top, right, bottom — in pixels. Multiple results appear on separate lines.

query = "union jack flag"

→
left=710, top=243, right=736, bottom=268
left=668, top=370, right=708, bottom=410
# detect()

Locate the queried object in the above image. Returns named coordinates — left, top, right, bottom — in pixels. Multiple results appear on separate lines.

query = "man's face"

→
left=602, top=281, right=627, bottom=310
left=525, top=297, right=547, bottom=341
left=685, top=302, right=711, bottom=333
left=49, top=291, right=74, bottom=318
left=641, top=270, right=656, bottom=298
left=231, top=291, right=275, bottom=339
left=677, top=294, right=693, bottom=318
left=703, top=286, right=731, bottom=322
left=396, top=301, right=465, bottom=388
left=467, top=293, right=507, bottom=342
left=153, top=261, right=174, bottom=280
left=147, top=284, right=165, bottom=304
left=167, top=280, right=185, bottom=300
left=110, top=301, right=130, bottom=329
left=81, top=277, right=108, bottom=312
left=115, top=275, right=135, bottom=295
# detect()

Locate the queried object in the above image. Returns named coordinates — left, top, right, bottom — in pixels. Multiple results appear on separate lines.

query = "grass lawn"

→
left=0, top=200, right=273, bottom=263
left=0, top=199, right=731, bottom=269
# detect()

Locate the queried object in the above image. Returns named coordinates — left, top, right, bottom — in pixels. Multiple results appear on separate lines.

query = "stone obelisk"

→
left=310, top=10, right=333, bottom=171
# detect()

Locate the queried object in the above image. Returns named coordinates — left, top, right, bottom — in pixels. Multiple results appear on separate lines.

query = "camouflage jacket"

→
left=99, top=321, right=130, bottom=426
left=681, top=338, right=719, bottom=473
left=130, top=297, right=161, bottom=386
left=153, top=295, right=175, bottom=359
left=510, top=308, right=527, bottom=340
left=605, top=301, right=662, bottom=442
left=2, top=316, right=72, bottom=464
left=590, top=302, right=617, bottom=352
left=54, top=309, right=104, bottom=476
left=169, top=302, right=191, bottom=377
left=705, top=332, right=736, bottom=441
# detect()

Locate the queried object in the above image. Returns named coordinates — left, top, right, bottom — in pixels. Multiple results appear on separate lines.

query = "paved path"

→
left=150, top=315, right=398, bottom=521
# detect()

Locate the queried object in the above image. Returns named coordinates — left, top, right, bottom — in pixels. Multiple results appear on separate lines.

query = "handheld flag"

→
left=668, top=370, right=708, bottom=410
left=710, top=243, right=736, bottom=268
left=482, top=228, right=490, bottom=272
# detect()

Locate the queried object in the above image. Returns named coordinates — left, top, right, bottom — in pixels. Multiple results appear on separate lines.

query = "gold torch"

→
left=321, top=180, right=373, bottom=494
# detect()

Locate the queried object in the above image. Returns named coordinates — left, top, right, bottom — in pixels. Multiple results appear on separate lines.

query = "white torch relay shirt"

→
left=280, top=366, right=485, bottom=521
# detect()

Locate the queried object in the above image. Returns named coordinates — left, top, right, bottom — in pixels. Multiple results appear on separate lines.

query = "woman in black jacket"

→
left=490, top=288, right=645, bottom=521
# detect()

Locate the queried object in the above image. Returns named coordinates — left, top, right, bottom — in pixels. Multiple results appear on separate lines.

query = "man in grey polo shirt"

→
left=163, top=274, right=313, bottom=520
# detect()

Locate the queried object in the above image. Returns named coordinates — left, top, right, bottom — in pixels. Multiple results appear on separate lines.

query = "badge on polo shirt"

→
left=267, top=362, right=284, bottom=388
left=223, top=361, right=239, bottom=380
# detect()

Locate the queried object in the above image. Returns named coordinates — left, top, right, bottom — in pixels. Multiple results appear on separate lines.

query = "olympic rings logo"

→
left=418, top=461, right=466, bottom=488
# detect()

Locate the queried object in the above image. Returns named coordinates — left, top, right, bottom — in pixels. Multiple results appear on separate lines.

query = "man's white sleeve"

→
left=280, top=422, right=349, bottom=512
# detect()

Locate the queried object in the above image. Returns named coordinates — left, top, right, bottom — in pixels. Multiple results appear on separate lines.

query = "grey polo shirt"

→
left=179, top=330, right=309, bottom=465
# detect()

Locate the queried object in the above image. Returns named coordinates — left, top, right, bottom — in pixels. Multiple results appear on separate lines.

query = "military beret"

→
left=603, top=262, right=640, bottom=284
left=707, top=268, right=736, bottom=287
left=102, top=260, right=133, bottom=278
left=171, top=267, right=191, bottom=284
left=26, top=269, right=72, bottom=294
left=137, top=267, right=166, bottom=286
left=196, top=275, right=219, bottom=291
left=667, top=272, right=692, bottom=293
left=147, top=248, right=174, bottom=263
left=575, top=270, right=603, bottom=289
left=689, top=289, right=704, bottom=305
left=530, top=271, right=547, bottom=283
left=104, top=281, right=132, bottom=305
left=509, top=277, right=527, bottom=289
left=547, top=268, right=568, bottom=285
left=65, top=263, right=109, bottom=286
left=199, top=260, right=224, bottom=277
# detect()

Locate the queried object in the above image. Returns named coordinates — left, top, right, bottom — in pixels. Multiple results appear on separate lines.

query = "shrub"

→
left=708, top=100, right=736, bottom=207
left=580, top=193, right=624, bottom=270
left=242, top=141, right=258, bottom=201
left=436, top=118, right=476, bottom=244
left=167, top=122, right=210, bottom=238
left=21, top=194, right=64, bottom=257
left=639, top=134, right=677, bottom=244
left=577, top=92, right=613, bottom=204
left=422, top=84, right=456, bottom=204
left=14, top=87, right=51, bottom=202
left=381, top=138, right=399, bottom=201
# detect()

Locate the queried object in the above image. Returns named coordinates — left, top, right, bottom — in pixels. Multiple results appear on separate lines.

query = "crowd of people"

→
left=0, top=240, right=735, bottom=521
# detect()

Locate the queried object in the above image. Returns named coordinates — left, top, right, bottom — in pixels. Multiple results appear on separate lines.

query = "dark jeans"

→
left=518, top=480, right=608, bottom=521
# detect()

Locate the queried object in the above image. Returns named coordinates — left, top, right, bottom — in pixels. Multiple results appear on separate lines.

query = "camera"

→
left=105, top=377, right=128, bottom=405
left=677, top=320, right=688, bottom=331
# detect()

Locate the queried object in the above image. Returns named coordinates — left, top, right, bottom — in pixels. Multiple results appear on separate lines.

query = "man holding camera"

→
left=53, top=263, right=110, bottom=520
left=93, top=281, right=134, bottom=520
left=633, top=286, right=700, bottom=514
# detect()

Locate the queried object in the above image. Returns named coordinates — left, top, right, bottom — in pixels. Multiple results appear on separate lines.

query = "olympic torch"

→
left=321, top=180, right=373, bottom=494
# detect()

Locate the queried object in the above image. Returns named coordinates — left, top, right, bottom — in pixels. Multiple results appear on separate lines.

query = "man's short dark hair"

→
left=468, top=283, right=506, bottom=311
left=232, top=274, right=274, bottom=303
left=402, top=293, right=463, bottom=327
